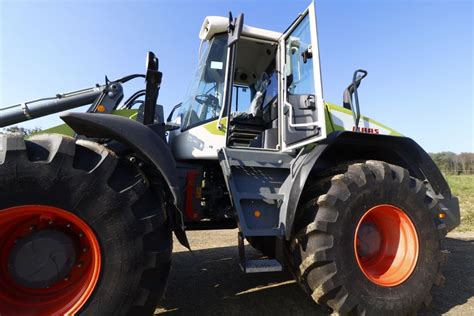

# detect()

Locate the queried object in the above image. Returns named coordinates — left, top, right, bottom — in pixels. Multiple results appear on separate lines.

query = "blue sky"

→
left=0, top=0, right=472, bottom=153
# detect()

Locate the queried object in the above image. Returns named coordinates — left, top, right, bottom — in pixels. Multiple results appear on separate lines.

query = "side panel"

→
left=169, top=118, right=226, bottom=160
left=325, top=102, right=402, bottom=136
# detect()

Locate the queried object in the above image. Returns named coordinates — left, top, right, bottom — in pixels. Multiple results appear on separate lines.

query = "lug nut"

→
left=66, top=223, right=71, bottom=228
left=77, top=262, right=83, bottom=268
left=64, top=275, right=70, bottom=281
left=29, top=225, right=36, bottom=231
left=48, top=220, right=54, bottom=225
left=82, top=247, right=88, bottom=253
left=78, top=232, right=84, bottom=238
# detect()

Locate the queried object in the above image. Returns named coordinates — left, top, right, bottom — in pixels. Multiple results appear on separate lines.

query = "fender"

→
left=61, top=112, right=180, bottom=205
left=283, top=131, right=460, bottom=239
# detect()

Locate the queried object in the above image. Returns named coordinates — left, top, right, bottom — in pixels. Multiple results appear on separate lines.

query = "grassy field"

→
left=445, top=175, right=474, bottom=232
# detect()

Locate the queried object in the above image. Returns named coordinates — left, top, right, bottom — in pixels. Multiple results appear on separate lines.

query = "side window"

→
left=285, top=14, right=315, bottom=96
left=231, top=85, right=251, bottom=112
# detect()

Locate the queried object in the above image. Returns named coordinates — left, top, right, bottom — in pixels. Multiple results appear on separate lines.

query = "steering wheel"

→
left=194, top=94, right=221, bottom=111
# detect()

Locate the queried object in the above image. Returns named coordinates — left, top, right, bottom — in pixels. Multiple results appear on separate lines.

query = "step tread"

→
left=242, top=259, right=283, bottom=273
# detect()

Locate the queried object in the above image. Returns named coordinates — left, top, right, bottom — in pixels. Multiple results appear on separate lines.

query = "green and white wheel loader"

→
left=0, top=2, right=460, bottom=315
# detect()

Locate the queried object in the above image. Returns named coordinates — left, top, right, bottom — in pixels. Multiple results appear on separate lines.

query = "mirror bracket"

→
left=227, top=12, right=244, bottom=46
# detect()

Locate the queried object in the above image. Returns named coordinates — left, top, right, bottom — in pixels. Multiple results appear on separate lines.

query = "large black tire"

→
left=0, top=134, right=172, bottom=316
left=288, top=161, right=447, bottom=315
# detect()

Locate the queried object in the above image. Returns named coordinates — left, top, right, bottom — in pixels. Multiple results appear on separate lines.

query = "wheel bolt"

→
left=78, top=232, right=84, bottom=238
left=82, top=247, right=88, bottom=253
left=48, top=220, right=54, bottom=225
left=29, top=225, right=36, bottom=231
left=64, top=275, right=70, bottom=281
left=66, top=223, right=71, bottom=228
left=77, top=262, right=83, bottom=268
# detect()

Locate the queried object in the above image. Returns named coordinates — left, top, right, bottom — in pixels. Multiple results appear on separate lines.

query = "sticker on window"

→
left=210, top=61, right=223, bottom=70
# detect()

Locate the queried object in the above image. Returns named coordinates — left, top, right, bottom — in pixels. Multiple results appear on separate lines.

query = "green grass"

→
left=445, top=174, right=474, bottom=232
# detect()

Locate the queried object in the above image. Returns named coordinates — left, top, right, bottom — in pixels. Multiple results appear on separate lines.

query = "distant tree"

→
left=1, top=126, right=42, bottom=136
left=458, top=152, right=474, bottom=174
left=430, top=151, right=474, bottom=174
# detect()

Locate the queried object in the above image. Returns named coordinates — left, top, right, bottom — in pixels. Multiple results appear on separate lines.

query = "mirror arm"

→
left=351, top=69, right=367, bottom=131
left=342, top=69, right=367, bottom=125
left=166, top=102, right=183, bottom=123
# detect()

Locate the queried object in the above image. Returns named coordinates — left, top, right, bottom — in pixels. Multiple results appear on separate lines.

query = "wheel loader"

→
left=0, top=2, right=460, bottom=315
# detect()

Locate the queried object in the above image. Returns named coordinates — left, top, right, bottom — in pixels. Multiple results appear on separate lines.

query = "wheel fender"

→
left=61, top=112, right=179, bottom=205
left=283, top=131, right=459, bottom=239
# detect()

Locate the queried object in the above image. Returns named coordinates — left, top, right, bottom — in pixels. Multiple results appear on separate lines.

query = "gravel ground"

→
left=155, top=230, right=474, bottom=315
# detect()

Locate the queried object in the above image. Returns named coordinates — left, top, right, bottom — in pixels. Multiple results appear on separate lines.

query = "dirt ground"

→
left=155, top=230, right=474, bottom=316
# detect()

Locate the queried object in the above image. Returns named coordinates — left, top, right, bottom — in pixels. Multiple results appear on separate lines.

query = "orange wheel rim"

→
left=0, top=205, right=101, bottom=316
left=354, top=204, right=419, bottom=287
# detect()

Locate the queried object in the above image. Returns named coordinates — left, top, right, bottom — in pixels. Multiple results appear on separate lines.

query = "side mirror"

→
left=227, top=12, right=244, bottom=46
left=342, top=69, right=368, bottom=131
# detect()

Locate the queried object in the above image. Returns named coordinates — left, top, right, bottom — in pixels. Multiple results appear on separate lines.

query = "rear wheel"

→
left=0, top=134, right=172, bottom=316
left=288, top=161, right=447, bottom=315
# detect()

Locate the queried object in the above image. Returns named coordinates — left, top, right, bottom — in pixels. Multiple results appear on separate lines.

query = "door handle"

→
left=285, top=101, right=319, bottom=128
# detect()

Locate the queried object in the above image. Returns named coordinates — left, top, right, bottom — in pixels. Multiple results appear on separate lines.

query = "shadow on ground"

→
left=156, top=237, right=474, bottom=315
left=420, top=237, right=474, bottom=315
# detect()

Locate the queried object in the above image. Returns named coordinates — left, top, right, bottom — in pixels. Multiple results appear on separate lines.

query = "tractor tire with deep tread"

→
left=0, top=134, right=172, bottom=316
left=287, top=160, right=448, bottom=315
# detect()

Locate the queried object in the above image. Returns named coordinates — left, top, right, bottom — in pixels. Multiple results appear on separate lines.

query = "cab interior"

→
left=228, top=37, right=279, bottom=150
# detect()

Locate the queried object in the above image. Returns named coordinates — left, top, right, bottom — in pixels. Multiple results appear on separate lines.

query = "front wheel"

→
left=288, top=161, right=448, bottom=315
left=0, top=134, right=172, bottom=316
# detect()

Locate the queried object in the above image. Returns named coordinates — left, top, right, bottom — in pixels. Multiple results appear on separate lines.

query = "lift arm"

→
left=0, top=79, right=128, bottom=128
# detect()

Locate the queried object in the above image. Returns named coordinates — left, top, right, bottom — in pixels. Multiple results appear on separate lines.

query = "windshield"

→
left=179, top=34, right=228, bottom=130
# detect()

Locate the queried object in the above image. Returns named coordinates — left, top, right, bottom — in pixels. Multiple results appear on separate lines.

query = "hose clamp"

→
left=21, top=103, right=33, bottom=120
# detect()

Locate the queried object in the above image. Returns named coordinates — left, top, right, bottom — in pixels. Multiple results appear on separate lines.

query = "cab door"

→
left=280, top=2, right=326, bottom=151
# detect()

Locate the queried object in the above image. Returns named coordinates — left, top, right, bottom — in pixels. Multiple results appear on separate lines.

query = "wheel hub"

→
left=356, top=220, right=381, bottom=259
left=354, top=204, right=419, bottom=287
left=8, top=229, right=76, bottom=289
left=0, top=205, right=101, bottom=316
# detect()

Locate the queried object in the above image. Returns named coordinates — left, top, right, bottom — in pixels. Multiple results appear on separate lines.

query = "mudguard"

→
left=61, top=112, right=179, bottom=204
left=283, top=131, right=460, bottom=238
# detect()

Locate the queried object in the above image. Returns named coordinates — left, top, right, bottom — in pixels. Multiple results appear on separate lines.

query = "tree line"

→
left=1, top=126, right=42, bottom=136
left=430, top=152, right=474, bottom=175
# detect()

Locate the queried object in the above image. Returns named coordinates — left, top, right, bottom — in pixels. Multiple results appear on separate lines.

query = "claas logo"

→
left=353, top=126, right=380, bottom=134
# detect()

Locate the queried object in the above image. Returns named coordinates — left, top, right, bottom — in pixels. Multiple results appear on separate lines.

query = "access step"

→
left=238, top=232, right=283, bottom=273
left=242, top=259, right=283, bottom=273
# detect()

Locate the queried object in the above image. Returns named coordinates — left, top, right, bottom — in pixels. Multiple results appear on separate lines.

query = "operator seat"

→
left=228, top=73, right=269, bottom=146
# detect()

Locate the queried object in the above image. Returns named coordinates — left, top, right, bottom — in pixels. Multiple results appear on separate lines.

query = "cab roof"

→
left=199, top=16, right=281, bottom=42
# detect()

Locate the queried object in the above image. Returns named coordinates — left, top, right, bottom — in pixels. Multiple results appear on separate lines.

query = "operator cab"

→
left=168, top=2, right=326, bottom=160
left=228, top=38, right=278, bottom=149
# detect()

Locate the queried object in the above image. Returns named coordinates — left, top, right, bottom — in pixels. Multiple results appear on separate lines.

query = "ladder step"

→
left=239, top=192, right=284, bottom=200
left=241, top=259, right=283, bottom=273
left=227, top=159, right=291, bottom=169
